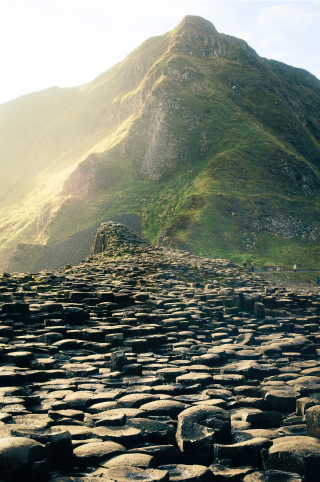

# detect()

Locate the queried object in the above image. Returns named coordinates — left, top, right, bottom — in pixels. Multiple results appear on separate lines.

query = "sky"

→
left=1, top=0, right=320, bottom=105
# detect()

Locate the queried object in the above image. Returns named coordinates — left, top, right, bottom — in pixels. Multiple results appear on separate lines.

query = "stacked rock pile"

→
left=91, top=222, right=150, bottom=255
left=1, top=223, right=320, bottom=481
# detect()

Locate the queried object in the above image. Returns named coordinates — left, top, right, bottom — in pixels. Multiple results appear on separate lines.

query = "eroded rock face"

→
left=176, top=406, right=231, bottom=464
left=1, top=224, right=320, bottom=481
left=61, top=154, right=99, bottom=200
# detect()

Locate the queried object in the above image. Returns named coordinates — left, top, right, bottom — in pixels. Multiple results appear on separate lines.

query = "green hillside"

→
left=1, top=15, right=320, bottom=272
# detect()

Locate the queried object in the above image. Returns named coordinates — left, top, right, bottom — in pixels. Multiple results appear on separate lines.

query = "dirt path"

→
left=261, top=273, right=320, bottom=294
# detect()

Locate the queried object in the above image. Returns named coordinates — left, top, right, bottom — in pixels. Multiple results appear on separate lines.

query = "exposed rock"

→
left=0, top=437, right=50, bottom=482
left=176, top=406, right=231, bottom=464
left=0, top=223, right=320, bottom=481
left=262, top=436, right=320, bottom=482
left=91, top=222, right=150, bottom=256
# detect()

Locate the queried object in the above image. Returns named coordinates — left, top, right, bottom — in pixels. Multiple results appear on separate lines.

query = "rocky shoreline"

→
left=1, top=223, right=320, bottom=482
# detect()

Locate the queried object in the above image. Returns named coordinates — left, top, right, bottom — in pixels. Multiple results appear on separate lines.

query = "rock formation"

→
left=91, top=222, right=150, bottom=256
left=0, top=223, right=320, bottom=481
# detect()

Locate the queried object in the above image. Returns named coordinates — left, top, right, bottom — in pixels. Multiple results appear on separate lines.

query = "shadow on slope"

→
left=8, top=214, right=141, bottom=273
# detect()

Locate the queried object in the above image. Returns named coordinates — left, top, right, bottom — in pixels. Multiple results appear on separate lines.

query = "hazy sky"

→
left=1, top=0, right=320, bottom=105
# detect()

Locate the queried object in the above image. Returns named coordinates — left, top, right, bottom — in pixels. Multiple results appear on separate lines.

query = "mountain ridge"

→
left=1, top=15, right=320, bottom=272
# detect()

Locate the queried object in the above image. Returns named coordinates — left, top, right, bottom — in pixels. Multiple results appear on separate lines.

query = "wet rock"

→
left=209, top=464, right=254, bottom=481
left=158, top=464, right=214, bottom=481
left=243, top=470, right=303, bottom=481
left=236, top=333, right=256, bottom=345
left=96, top=466, right=169, bottom=482
left=191, top=354, right=221, bottom=367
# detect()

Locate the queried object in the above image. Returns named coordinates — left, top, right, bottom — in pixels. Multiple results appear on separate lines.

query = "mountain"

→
left=1, top=15, right=320, bottom=272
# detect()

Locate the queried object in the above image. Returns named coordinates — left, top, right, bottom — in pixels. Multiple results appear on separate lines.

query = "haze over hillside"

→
left=1, top=15, right=320, bottom=272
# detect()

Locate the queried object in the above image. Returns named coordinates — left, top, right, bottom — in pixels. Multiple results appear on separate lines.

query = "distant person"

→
left=317, top=277, right=320, bottom=286
left=243, top=262, right=247, bottom=268
left=294, top=264, right=297, bottom=273
left=251, top=262, right=254, bottom=273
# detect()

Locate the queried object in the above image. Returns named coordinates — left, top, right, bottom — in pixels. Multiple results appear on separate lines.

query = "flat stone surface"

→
left=1, top=222, right=320, bottom=481
left=73, top=441, right=126, bottom=466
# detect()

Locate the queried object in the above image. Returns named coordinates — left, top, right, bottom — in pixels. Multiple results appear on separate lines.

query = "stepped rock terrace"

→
left=0, top=223, right=320, bottom=481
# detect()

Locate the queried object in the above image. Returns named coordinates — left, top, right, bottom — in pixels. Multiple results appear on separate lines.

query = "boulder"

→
left=255, top=302, right=266, bottom=319
left=109, top=351, right=128, bottom=372
left=263, top=389, right=299, bottom=412
left=214, top=437, right=272, bottom=468
left=262, top=436, right=320, bottom=482
left=0, top=436, right=50, bottom=482
left=176, top=406, right=231, bottom=465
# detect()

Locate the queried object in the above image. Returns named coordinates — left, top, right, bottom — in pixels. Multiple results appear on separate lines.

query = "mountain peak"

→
left=177, top=15, right=218, bottom=34
left=170, top=15, right=255, bottom=60
left=0, top=15, right=320, bottom=273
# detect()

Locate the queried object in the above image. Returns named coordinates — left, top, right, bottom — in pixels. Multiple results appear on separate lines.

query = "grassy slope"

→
left=1, top=16, right=320, bottom=271
left=0, top=32, right=171, bottom=250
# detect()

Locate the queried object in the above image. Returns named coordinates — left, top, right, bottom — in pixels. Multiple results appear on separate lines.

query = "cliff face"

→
left=61, top=154, right=99, bottom=200
left=1, top=15, right=320, bottom=272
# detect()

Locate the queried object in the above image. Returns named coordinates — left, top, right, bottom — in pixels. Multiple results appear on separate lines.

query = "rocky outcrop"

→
left=61, top=154, right=99, bottom=199
left=267, top=160, right=320, bottom=196
left=91, top=221, right=150, bottom=255
left=1, top=229, right=320, bottom=481
left=5, top=216, right=143, bottom=273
